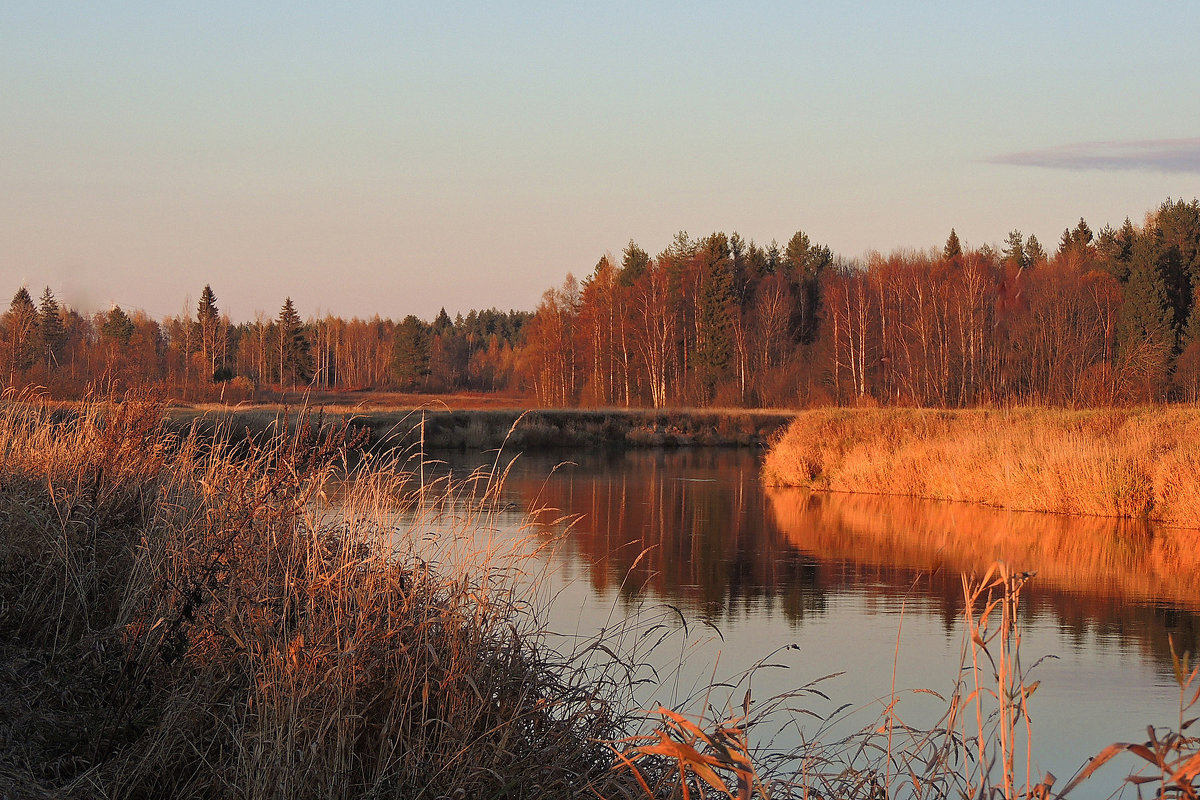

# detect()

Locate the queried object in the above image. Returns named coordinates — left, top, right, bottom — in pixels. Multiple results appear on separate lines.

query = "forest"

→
left=4, top=197, right=1200, bottom=408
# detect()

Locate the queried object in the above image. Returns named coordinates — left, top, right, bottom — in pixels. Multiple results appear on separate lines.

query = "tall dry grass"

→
left=0, top=394, right=634, bottom=798
left=761, top=407, right=1200, bottom=527
left=3, top=395, right=1197, bottom=799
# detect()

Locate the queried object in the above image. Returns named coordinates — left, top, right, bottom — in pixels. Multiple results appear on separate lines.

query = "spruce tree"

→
left=432, top=307, right=453, bottom=336
left=784, top=230, right=833, bottom=344
left=391, top=315, right=431, bottom=389
left=1117, top=238, right=1174, bottom=398
left=102, top=305, right=134, bottom=346
left=197, top=284, right=223, bottom=381
left=943, top=229, right=963, bottom=262
left=277, top=298, right=312, bottom=388
left=37, top=287, right=65, bottom=370
left=696, top=233, right=736, bottom=399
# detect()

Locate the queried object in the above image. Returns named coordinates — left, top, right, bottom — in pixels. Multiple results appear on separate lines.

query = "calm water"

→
left=410, top=447, right=1200, bottom=795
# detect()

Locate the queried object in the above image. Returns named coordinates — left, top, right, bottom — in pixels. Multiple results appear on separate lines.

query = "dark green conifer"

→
left=37, top=287, right=65, bottom=370
left=695, top=233, right=736, bottom=400
left=277, top=298, right=312, bottom=387
left=391, top=315, right=431, bottom=389
left=102, top=305, right=134, bottom=346
left=943, top=229, right=963, bottom=262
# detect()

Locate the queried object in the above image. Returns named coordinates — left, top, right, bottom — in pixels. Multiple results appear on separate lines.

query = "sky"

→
left=3, top=1, right=1200, bottom=323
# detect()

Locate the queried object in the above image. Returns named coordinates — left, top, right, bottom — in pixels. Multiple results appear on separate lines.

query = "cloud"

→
left=988, top=138, right=1200, bottom=174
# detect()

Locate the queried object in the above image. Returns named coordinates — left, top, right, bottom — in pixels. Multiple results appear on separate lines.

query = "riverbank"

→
left=762, top=406, right=1200, bottom=527
left=167, top=406, right=796, bottom=452
left=0, top=398, right=634, bottom=798
left=2, top=398, right=1196, bottom=798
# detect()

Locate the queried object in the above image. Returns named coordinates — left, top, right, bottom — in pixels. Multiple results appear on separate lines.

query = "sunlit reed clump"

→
left=762, top=407, right=1200, bottom=527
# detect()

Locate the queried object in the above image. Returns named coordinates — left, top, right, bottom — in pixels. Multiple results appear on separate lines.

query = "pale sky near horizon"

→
left=3, top=2, right=1199, bottom=323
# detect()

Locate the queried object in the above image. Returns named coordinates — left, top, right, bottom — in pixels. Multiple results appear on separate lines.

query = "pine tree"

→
left=618, top=241, right=650, bottom=286
left=277, top=298, right=312, bottom=388
left=784, top=230, right=833, bottom=344
left=1002, top=230, right=1027, bottom=271
left=37, top=287, right=65, bottom=371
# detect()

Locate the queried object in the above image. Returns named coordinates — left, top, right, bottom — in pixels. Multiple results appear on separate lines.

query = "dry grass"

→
left=3, top=395, right=1196, bottom=799
left=761, top=407, right=1200, bottom=527
left=0, top=393, right=634, bottom=798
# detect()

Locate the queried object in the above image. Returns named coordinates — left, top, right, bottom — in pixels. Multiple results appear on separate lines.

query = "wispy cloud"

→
left=988, top=138, right=1200, bottom=173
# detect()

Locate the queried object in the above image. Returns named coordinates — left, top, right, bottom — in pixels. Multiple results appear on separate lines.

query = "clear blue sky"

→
left=3, top=1, right=1199, bottom=322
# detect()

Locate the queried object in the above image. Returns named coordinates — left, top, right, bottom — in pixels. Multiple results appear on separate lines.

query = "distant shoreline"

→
left=165, top=406, right=798, bottom=452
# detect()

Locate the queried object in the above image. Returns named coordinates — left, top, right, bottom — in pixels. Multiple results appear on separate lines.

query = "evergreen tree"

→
left=1058, top=218, right=1095, bottom=264
left=1025, top=234, right=1047, bottom=267
left=5, top=287, right=39, bottom=377
left=276, top=298, right=312, bottom=387
left=1097, top=219, right=1137, bottom=281
left=1151, top=199, right=1200, bottom=335
left=1117, top=237, right=1174, bottom=398
left=391, top=315, right=431, bottom=389
left=102, top=305, right=134, bottom=346
left=784, top=230, right=833, bottom=344
left=765, top=240, right=783, bottom=274
left=1002, top=230, right=1027, bottom=271
left=1155, top=199, right=1200, bottom=287
left=37, top=287, right=65, bottom=371
left=618, top=241, right=650, bottom=287
left=943, top=229, right=963, bottom=263
left=197, top=284, right=224, bottom=381
left=695, top=233, right=736, bottom=399
left=432, top=307, right=453, bottom=336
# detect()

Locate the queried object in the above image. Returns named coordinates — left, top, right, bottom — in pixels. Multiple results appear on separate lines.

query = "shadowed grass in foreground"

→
left=0, top=395, right=634, bottom=798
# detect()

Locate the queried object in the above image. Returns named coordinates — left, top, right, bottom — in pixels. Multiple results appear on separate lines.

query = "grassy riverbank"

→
left=3, top=398, right=1197, bottom=798
left=167, top=406, right=796, bottom=452
left=762, top=407, right=1200, bottom=527
left=0, top=397, right=636, bottom=798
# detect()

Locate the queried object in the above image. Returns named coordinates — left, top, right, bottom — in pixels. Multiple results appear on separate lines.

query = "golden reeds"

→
left=762, top=407, right=1200, bottom=527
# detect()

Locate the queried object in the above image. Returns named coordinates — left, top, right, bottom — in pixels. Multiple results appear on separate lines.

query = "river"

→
left=405, top=446, right=1199, bottom=796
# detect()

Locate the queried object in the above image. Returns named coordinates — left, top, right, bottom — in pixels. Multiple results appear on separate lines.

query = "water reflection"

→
left=444, top=448, right=1199, bottom=670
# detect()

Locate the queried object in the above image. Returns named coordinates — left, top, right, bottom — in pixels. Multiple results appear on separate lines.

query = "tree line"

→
left=516, top=198, right=1200, bottom=407
left=0, top=286, right=531, bottom=401
left=4, top=197, right=1200, bottom=407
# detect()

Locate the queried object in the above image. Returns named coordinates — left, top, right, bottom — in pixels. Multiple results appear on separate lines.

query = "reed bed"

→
left=2, top=395, right=1196, bottom=798
left=0, top=395, right=636, bottom=798
left=761, top=407, right=1200, bottom=527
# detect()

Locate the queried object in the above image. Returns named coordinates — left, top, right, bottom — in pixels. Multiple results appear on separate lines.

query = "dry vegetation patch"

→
left=763, top=407, right=1200, bottom=526
left=0, top=396, right=632, bottom=799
